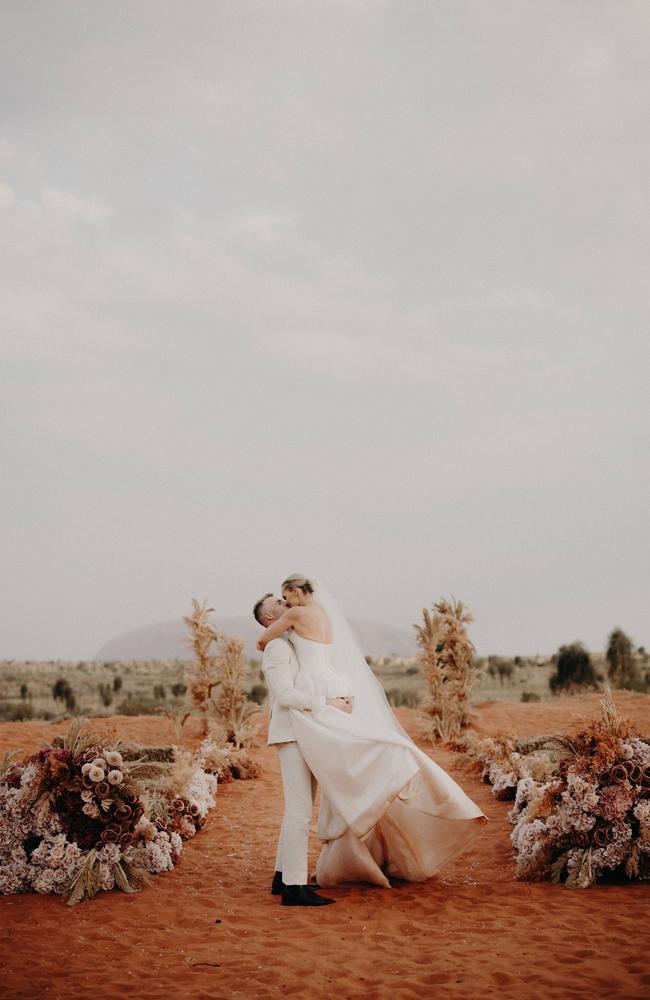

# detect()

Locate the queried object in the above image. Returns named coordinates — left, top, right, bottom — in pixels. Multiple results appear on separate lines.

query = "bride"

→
left=257, top=574, right=487, bottom=888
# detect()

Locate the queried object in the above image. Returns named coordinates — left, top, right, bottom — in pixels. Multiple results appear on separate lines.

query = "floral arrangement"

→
left=0, top=719, right=218, bottom=904
left=452, top=692, right=650, bottom=887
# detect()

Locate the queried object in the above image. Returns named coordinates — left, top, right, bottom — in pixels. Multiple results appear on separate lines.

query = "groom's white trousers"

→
left=275, top=742, right=318, bottom=886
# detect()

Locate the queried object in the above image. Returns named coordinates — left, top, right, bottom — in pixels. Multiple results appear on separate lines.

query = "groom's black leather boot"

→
left=281, top=884, right=335, bottom=906
left=272, top=871, right=322, bottom=895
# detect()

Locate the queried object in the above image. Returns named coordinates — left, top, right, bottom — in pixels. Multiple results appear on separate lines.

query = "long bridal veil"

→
left=312, top=580, right=410, bottom=738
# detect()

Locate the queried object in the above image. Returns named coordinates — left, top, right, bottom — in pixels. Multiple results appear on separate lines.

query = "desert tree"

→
left=606, top=628, right=640, bottom=690
left=549, top=642, right=596, bottom=692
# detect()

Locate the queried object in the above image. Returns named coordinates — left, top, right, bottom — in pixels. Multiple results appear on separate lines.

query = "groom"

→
left=253, top=593, right=349, bottom=907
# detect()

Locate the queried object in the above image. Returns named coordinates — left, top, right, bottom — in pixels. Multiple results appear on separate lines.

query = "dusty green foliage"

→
left=415, top=597, right=482, bottom=743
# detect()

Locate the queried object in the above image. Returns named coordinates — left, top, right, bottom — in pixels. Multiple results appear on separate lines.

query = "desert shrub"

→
left=405, top=665, right=419, bottom=676
left=116, top=696, right=162, bottom=716
left=52, top=678, right=72, bottom=702
left=487, top=656, right=515, bottom=684
left=606, top=628, right=640, bottom=690
left=112, top=675, right=123, bottom=693
left=171, top=682, right=187, bottom=698
left=153, top=684, right=167, bottom=701
left=521, top=691, right=541, bottom=703
left=386, top=688, right=421, bottom=708
left=19, top=683, right=29, bottom=701
left=550, top=642, right=596, bottom=692
left=249, top=683, right=268, bottom=705
left=0, top=701, right=34, bottom=721
left=97, top=683, right=113, bottom=707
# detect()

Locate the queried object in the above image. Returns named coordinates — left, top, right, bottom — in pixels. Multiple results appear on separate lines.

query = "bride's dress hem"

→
left=313, top=765, right=487, bottom=889
left=316, top=815, right=487, bottom=889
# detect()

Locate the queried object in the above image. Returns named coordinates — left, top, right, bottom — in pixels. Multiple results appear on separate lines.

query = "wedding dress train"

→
left=288, top=630, right=486, bottom=888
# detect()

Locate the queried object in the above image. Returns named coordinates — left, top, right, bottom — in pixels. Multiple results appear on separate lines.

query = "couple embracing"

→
left=253, top=574, right=487, bottom=907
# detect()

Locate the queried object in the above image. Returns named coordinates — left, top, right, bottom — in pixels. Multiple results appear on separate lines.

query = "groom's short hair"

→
left=253, top=592, right=273, bottom=626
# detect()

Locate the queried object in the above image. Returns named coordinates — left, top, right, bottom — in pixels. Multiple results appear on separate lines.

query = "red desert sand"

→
left=1, top=693, right=649, bottom=1000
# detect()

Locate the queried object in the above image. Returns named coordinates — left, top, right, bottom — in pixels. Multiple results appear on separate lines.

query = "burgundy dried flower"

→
left=172, top=798, right=186, bottom=813
left=610, top=764, right=629, bottom=785
left=116, top=803, right=133, bottom=820
left=101, top=828, right=120, bottom=844
left=119, top=833, right=134, bottom=847
left=95, top=781, right=111, bottom=798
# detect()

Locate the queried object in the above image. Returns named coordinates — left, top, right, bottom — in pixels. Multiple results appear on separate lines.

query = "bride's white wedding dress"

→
left=289, top=629, right=486, bottom=888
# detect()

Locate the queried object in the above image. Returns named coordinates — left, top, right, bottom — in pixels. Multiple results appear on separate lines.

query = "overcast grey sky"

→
left=1, top=1, right=648, bottom=660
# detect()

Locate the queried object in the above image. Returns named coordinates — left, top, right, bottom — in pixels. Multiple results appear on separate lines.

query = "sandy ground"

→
left=1, top=692, right=649, bottom=1000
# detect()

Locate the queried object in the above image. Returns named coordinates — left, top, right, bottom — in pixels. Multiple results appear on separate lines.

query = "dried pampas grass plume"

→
left=182, top=598, right=260, bottom=748
left=182, top=599, right=223, bottom=734
left=415, top=596, right=481, bottom=743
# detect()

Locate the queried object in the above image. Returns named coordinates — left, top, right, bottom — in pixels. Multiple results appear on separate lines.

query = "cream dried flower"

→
left=91, top=758, right=107, bottom=769
left=107, top=770, right=123, bottom=785
left=104, top=751, right=123, bottom=768
left=88, top=766, right=105, bottom=782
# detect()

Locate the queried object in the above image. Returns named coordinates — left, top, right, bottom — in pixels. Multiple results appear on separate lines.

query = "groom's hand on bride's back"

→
left=326, top=696, right=354, bottom=714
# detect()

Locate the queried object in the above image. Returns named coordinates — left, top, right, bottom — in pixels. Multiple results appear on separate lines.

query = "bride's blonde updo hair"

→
left=281, top=573, right=314, bottom=595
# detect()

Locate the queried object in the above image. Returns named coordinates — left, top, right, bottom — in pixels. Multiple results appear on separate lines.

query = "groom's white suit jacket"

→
left=262, top=635, right=326, bottom=745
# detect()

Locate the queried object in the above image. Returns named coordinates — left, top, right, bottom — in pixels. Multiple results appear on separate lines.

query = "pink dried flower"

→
left=597, top=784, right=634, bottom=823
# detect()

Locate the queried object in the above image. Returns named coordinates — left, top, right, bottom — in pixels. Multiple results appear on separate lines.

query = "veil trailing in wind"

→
left=311, top=580, right=410, bottom=739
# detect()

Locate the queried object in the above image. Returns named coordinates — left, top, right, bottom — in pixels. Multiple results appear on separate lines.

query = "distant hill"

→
left=95, top=615, right=418, bottom=662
